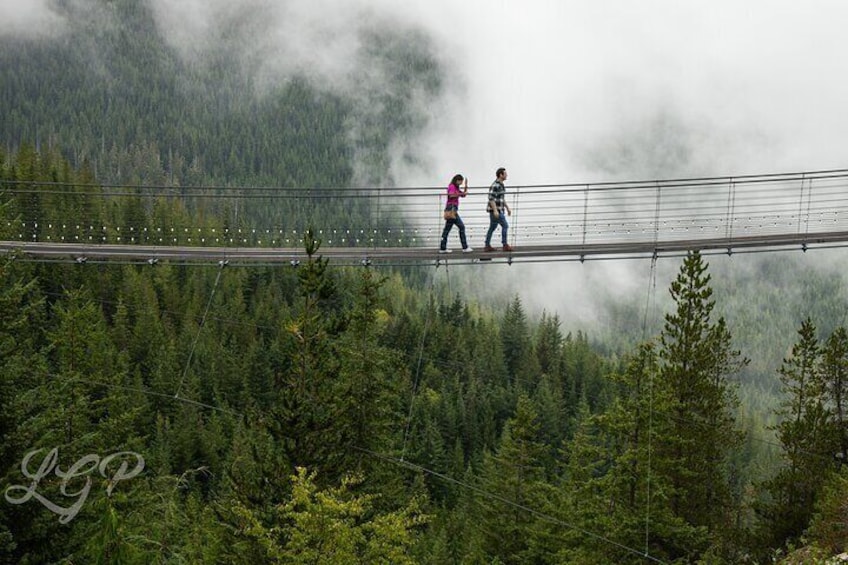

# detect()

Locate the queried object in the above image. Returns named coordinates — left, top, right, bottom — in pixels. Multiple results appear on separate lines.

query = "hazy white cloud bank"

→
left=0, top=0, right=66, bottom=37
left=142, top=0, right=848, bottom=184
left=7, top=0, right=846, bottom=184
left=432, top=0, right=848, bottom=183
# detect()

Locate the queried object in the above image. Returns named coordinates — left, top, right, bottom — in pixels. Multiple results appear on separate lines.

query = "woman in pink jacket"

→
left=439, top=174, right=473, bottom=253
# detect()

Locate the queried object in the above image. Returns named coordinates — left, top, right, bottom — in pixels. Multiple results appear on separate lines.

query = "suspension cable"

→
left=641, top=253, right=659, bottom=556
left=358, top=446, right=669, bottom=564
left=174, top=261, right=226, bottom=399
left=400, top=263, right=439, bottom=461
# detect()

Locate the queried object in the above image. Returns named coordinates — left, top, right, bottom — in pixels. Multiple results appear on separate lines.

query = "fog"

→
left=375, top=1, right=848, bottom=326
left=0, top=0, right=65, bottom=36
left=5, top=0, right=848, bottom=327
left=7, top=1, right=848, bottom=178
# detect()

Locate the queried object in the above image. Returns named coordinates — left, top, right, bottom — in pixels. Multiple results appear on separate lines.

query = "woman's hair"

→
left=450, top=174, right=464, bottom=186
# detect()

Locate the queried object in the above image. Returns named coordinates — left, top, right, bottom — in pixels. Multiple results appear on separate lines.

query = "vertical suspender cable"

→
left=582, top=185, right=589, bottom=248
left=796, top=173, right=807, bottom=236
left=652, top=182, right=662, bottom=251
left=374, top=185, right=381, bottom=251
left=804, top=176, right=813, bottom=245
left=512, top=185, right=519, bottom=248
left=725, top=178, right=736, bottom=253
left=642, top=180, right=663, bottom=555
left=642, top=254, right=658, bottom=557
left=400, top=267, right=438, bottom=461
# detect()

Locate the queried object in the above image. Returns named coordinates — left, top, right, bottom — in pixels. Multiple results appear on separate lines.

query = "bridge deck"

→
left=5, top=168, right=848, bottom=265
left=3, top=230, right=848, bottom=266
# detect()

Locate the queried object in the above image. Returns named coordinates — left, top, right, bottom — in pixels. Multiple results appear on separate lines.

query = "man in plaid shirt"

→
left=484, top=167, right=513, bottom=252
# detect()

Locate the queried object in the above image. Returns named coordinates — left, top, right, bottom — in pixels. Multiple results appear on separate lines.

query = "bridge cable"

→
left=725, top=178, right=736, bottom=249
left=174, top=261, right=226, bottom=399
left=641, top=252, right=659, bottom=556
left=804, top=175, right=813, bottom=246
left=581, top=184, right=589, bottom=249
left=68, top=374, right=241, bottom=416
left=357, top=446, right=669, bottom=564
left=400, top=262, right=439, bottom=461
left=512, top=184, right=519, bottom=249
left=641, top=181, right=664, bottom=555
left=796, top=173, right=806, bottom=238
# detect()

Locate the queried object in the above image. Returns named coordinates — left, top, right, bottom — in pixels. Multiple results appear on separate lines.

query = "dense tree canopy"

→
left=1, top=1, right=848, bottom=559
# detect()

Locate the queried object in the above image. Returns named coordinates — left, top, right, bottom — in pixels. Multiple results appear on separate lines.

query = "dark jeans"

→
left=485, top=210, right=508, bottom=246
left=440, top=212, right=468, bottom=250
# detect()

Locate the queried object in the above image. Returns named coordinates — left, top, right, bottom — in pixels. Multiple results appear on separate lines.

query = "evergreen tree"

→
left=563, top=343, right=705, bottom=563
left=805, top=465, right=848, bottom=556
left=821, top=326, right=848, bottom=462
left=501, top=296, right=535, bottom=388
left=331, top=266, right=409, bottom=500
left=228, top=467, right=426, bottom=564
left=761, top=318, right=838, bottom=549
left=535, top=311, right=563, bottom=377
left=0, top=258, right=46, bottom=562
left=655, top=251, right=746, bottom=557
left=475, top=395, right=550, bottom=564
left=271, top=229, right=343, bottom=476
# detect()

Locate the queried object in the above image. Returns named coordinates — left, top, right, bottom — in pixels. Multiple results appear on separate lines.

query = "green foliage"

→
left=229, top=467, right=427, bottom=564
left=821, top=327, right=848, bottom=462
left=2, top=28, right=848, bottom=556
left=558, top=252, right=749, bottom=563
left=657, top=252, right=746, bottom=539
left=806, top=466, right=848, bottom=556
left=760, top=318, right=848, bottom=553
left=474, top=395, right=551, bottom=564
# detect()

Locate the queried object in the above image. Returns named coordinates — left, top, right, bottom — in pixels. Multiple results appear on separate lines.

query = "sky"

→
left=5, top=0, right=848, bottom=325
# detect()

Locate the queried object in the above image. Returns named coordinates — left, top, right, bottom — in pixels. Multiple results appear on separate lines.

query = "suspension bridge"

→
left=3, top=168, right=848, bottom=266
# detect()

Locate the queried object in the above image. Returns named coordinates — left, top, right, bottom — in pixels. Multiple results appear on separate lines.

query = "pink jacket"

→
left=446, top=183, right=462, bottom=207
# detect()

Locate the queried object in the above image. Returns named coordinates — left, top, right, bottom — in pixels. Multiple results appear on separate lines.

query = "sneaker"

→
left=483, top=245, right=495, bottom=252
left=438, top=249, right=452, bottom=254
left=462, top=247, right=474, bottom=253
left=502, top=244, right=513, bottom=252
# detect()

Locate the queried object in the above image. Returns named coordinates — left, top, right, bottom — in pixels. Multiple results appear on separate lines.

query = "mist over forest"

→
left=1, top=1, right=848, bottom=563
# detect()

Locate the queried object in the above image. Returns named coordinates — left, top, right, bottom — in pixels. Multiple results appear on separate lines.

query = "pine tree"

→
left=226, top=467, right=426, bottom=564
left=272, top=229, right=346, bottom=479
left=805, top=465, right=848, bottom=556
left=475, top=394, right=550, bottom=564
left=761, top=318, right=839, bottom=548
left=332, top=266, right=408, bottom=494
left=655, top=251, right=746, bottom=554
left=501, top=295, right=534, bottom=388
left=563, top=342, right=705, bottom=563
left=0, top=257, right=46, bottom=562
left=535, top=311, right=563, bottom=377
left=821, top=326, right=848, bottom=462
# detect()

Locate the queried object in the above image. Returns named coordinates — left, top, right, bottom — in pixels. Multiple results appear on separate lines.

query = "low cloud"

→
left=0, top=0, right=66, bottom=38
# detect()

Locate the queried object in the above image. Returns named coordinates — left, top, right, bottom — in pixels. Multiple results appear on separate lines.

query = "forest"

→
left=1, top=1, right=848, bottom=563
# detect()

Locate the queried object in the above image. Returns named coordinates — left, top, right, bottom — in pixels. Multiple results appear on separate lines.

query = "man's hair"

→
left=496, top=167, right=506, bottom=179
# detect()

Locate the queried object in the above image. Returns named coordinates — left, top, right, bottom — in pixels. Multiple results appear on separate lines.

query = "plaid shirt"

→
left=488, top=180, right=506, bottom=212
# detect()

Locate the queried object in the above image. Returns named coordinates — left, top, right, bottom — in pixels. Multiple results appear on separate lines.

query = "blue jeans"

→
left=485, top=210, right=508, bottom=247
left=440, top=209, right=468, bottom=250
